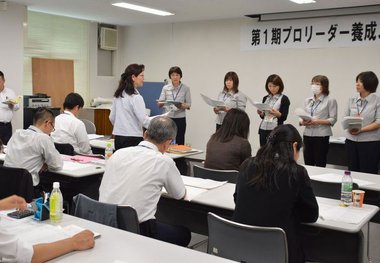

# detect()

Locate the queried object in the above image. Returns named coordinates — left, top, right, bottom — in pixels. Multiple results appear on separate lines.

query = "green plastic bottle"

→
left=50, top=182, right=63, bottom=223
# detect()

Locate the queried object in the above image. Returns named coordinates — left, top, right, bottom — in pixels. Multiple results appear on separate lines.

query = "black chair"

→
left=310, top=179, right=359, bottom=199
left=193, top=165, right=238, bottom=183
left=207, top=212, right=288, bottom=263
left=72, top=194, right=140, bottom=234
left=0, top=166, right=34, bottom=202
left=54, top=143, right=75, bottom=156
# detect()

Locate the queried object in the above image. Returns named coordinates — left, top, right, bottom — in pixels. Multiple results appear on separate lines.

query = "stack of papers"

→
left=342, top=116, right=363, bottom=130
left=294, top=108, right=312, bottom=121
left=181, top=176, right=227, bottom=190
left=2, top=95, right=22, bottom=105
left=319, top=204, right=367, bottom=224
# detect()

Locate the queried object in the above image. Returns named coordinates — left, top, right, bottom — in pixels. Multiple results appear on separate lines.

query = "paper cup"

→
left=352, top=190, right=365, bottom=208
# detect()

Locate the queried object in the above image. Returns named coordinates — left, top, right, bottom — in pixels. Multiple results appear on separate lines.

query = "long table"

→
left=157, top=182, right=378, bottom=263
left=0, top=212, right=235, bottom=263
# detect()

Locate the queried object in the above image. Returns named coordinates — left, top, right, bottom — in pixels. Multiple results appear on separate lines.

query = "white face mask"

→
left=311, top=84, right=321, bottom=95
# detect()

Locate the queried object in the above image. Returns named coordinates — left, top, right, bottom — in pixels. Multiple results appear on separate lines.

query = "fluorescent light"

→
left=290, top=0, right=316, bottom=4
left=112, top=2, right=174, bottom=16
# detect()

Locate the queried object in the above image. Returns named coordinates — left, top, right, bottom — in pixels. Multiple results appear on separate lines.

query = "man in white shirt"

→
left=0, top=71, right=20, bottom=145
left=99, top=116, right=190, bottom=247
left=4, top=108, right=63, bottom=191
left=51, top=93, right=92, bottom=154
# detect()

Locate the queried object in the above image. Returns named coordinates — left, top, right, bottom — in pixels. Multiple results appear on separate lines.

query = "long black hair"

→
left=247, top=124, right=302, bottom=189
left=114, top=64, right=145, bottom=97
left=211, top=108, right=250, bottom=143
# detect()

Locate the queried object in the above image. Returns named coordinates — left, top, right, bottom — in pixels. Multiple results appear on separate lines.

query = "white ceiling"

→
left=6, top=0, right=380, bottom=26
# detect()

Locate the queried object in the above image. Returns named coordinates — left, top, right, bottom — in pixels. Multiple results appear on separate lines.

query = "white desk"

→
left=90, top=139, right=203, bottom=159
left=0, top=213, right=234, bottom=263
left=189, top=183, right=379, bottom=233
left=305, top=165, right=380, bottom=192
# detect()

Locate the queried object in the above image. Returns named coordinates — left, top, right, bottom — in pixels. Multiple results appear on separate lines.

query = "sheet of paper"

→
left=319, top=203, right=368, bottom=224
left=62, top=161, right=93, bottom=171
left=200, top=93, right=225, bottom=108
left=251, top=102, right=272, bottom=111
left=294, top=107, right=312, bottom=121
left=62, top=224, right=101, bottom=238
left=310, top=173, right=374, bottom=186
left=162, top=186, right=207, bottom=201
left=181, top=176, right=227, bottom=190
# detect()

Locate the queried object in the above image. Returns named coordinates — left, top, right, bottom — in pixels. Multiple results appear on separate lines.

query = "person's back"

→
left=51, top=93, right=92, bottom=154
left=4, top=108, right=63, bottom=186
left=205, top=135, right=251, bottom=170
left=233, top=124, right=318, bottom=263
left=99, top=116, right=190, bottom=247
left=205, top=108, right=251, bottom=170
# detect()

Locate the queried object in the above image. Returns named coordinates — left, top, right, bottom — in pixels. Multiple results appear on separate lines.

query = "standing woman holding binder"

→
left=110, top=64, right=150, bottom=151
left=300, top=75, right=337, bottom=167
left=157, top=66, right=191, bottom=145
left=257, top=74, right=290, bottom=146
left=214, top=71, right=247, bottom=130
left=344, top=71, right=380, bottom=174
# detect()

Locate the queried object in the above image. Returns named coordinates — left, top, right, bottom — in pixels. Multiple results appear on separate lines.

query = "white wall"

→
left=118, top=17, right=380, bottom=152
left=0, top=3, right=26, bottom=130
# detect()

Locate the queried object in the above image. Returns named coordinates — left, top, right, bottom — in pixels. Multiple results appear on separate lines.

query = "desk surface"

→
left=189, top=183, right=378, bottom=233
left=90, top=139, right=203, bottom=159
left=2, top=213, right=234, bottom=263
left=306, top=165, right=380, bottom=192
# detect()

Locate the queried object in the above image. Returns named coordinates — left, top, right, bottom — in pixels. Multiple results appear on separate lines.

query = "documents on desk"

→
left=62, top=154, right=105, bottom=165
left=319, top=204, right=368, bottom=225
left=88, top=134, right=105, bottom=140
left=311, top=173, right=373, bottom=187
left=62, top=161, right=95, bottom=171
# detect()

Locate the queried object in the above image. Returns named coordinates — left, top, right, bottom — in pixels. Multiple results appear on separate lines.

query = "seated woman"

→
left=233, top=124, right=318, bottom=263
left=204, top=108, right=251, bottom=170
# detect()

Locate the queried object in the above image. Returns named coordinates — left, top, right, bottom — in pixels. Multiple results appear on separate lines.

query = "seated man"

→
left=0, top=195, right=95, bottom=262
left=99, top=116, right=190, bottom=247
left=51, top=92, right=92, bottom=154
left=4, top=107, right=63, bottom=193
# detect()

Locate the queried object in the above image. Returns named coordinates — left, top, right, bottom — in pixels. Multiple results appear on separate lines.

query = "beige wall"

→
left=0, top=3, right=26, bottom=130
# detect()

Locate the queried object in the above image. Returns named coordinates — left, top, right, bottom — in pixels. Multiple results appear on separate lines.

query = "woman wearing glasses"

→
left=300, top=75, right=337, bottom=167
left=343, top=71, right=380, bottom=174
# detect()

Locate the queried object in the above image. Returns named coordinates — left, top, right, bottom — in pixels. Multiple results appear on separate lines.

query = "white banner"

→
left=241, top=14, right=380, bottom=50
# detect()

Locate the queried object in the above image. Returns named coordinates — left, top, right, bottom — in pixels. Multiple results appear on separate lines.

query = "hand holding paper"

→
left=295, top=108, right=312, bottom=121
left=2, top=95, right=22, bottom=105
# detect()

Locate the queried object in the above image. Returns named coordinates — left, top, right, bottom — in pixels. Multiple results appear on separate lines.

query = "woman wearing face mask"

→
left=214, top=71, right=247, bottom=130
left=257, top=74, right=290, bottom=146
left=343, top=71, right=380, bottom=174
left=300, top=75, right=337, bottom=167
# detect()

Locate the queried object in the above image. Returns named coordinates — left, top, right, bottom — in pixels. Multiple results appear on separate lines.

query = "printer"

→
left=23, top=94, right=52, bottom=108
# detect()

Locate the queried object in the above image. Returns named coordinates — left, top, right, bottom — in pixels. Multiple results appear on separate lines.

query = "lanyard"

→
left=28, top=127, right=37, bottom=133
left=171, top=84, right=182, bottom=101
left=138, top=144, right=153, bottom=150
left=356, top=99, right=368, bottom=116
left=310, top=100, right=321, bottom=117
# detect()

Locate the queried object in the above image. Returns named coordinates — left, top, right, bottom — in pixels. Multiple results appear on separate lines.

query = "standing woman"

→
left=158, top=66, right=191, bottom=145
left=214, top=71, right=247, bottom=130
left=233, top=124, right=319, bottom=263
left=344, top=71, right=380, bottom=174
left=257, top=74, right=290, bottom=146
left=300, top=75, right=337, bottom=167
left=110, top=64, right=149, bottom=151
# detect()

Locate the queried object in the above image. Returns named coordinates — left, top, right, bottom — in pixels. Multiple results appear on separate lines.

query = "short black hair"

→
left=33, top=107, right=55, bottom=125
left=168, top=66, right=183, bottom=78
left=63, top=92, right=84, bottom=110
left=0, top=71, right=4, bottom=79
left=356, top=71, right=378, bottom=93
left=265, top=74, right=284, bottom=94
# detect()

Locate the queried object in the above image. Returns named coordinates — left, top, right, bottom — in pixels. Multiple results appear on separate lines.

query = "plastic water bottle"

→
left=105, top=142, right=113, bottom=160
left=50, top=182, right=63, bottom=223
left=341, top=170, right=353, bottom=206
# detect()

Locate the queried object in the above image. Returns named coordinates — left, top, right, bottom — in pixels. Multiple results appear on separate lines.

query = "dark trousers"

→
left=345, top=139, right=380, bottom=174
left=114, top=135, right=143, bottom=151
left=259, top=129, right=272, bottom=147
left=140, top=219, right=191, bottom=247
left=171, top=117, right=186, bottom=145
left=0, top=122, right=12, bottom=145
left=303, top=136, right=330, bottom=167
